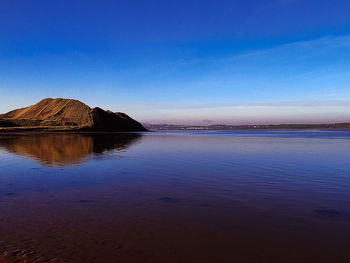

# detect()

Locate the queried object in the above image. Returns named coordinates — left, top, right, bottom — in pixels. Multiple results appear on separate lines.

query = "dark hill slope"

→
left=90, top=107, right=146, bottom=132
left=0, top=98, right=147, bottom=132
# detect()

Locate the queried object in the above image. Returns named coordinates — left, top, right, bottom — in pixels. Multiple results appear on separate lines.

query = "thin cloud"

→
left=115, top=100, right=350, bottom=111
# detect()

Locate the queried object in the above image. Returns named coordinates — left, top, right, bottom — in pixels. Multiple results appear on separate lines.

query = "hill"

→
left=0, top=98, right=147, bottom=132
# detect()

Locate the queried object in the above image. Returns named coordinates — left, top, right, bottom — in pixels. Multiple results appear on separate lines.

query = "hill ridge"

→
left=0, top=98, right=147, bottom=132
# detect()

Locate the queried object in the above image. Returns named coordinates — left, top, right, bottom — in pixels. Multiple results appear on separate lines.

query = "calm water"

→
left=1, top=130, right=350, bottom=262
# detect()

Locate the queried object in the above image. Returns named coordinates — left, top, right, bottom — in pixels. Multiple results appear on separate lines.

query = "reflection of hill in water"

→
left=0, top=133, right=142, bottom=167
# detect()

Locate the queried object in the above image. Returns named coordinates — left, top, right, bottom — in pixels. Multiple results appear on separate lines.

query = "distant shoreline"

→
left=144, top=123, right=350, bottom=131
left=1, top=123, right=350, bottom=134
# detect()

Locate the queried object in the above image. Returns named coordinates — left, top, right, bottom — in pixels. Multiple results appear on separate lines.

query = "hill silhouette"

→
left=0, top=98, right=147, bottom=132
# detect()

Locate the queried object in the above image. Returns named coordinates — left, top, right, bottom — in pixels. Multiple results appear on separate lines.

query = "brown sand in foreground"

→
left=1, top=186, right=350, bottom=263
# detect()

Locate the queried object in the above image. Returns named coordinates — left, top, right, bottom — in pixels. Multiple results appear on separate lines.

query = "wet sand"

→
left=1, top=184, right=350, bottom=263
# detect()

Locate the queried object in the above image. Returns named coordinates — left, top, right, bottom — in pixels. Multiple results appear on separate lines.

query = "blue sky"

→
left=1, top=0, right=350, bottom=124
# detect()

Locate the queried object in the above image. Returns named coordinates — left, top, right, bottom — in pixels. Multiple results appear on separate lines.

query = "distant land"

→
left=1, top=98, right=349, bottom=133
left=143, top=123, right=350, bottom=130
left=0, top=98, right=147, bottom=132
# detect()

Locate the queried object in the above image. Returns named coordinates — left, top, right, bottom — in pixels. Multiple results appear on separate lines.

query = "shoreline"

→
left=0, top=129, right=350, bottom=137
left=144, top=123, right=350, bottom=131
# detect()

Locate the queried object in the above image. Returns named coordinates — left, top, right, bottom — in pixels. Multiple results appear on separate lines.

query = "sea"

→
left=0, top=129, right=350, bottom=262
